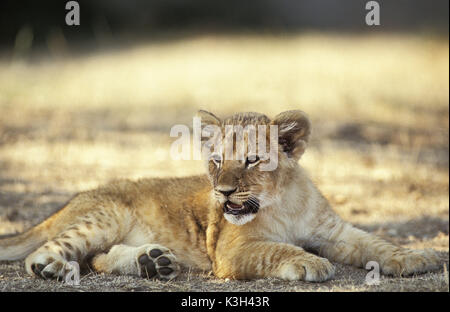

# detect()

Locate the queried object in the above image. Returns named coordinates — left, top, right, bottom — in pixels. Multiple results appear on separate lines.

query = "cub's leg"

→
left=214, top=240, right=335, bottom=282
left=91, top=244, right=180, bottom=280
left=25, top=213, right=126, bottom=280
left=316, top=221, right=441, bottom=276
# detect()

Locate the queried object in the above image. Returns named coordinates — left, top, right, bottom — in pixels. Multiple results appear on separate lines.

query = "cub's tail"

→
left=0, top=224, right=49, bottom=261
left=0, top=200, right=69, bottom=261
left=0, top=224, right=48, bottom=261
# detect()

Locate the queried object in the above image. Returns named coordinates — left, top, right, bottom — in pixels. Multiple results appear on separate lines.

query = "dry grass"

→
left=0, top=32, right=448, bottom=292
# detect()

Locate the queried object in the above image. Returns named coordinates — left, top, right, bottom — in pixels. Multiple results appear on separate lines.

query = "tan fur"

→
left=0, top=110, right=441, bottom=282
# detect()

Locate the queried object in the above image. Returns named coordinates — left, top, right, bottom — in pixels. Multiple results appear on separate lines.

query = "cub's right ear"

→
left=196, top=110, right=222, bottom=145
left=196, top=110, right=221, bottom=127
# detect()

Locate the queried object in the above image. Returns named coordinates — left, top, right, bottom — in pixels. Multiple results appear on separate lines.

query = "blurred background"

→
left=0, top=0, right=448, bottom=290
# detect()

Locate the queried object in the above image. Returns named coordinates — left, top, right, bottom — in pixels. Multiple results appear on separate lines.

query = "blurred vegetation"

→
left=0, top=0, right=448, bottom=58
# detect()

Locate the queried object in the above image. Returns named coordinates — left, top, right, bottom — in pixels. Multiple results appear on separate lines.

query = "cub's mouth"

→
left=223, top=200, right=259, bottom=216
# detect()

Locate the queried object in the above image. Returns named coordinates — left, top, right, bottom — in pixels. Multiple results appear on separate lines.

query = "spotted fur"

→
left=0, top=110, right=441, bottom=282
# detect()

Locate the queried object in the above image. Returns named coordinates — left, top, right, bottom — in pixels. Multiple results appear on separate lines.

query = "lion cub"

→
left=0, top=110, right=441, bottom=282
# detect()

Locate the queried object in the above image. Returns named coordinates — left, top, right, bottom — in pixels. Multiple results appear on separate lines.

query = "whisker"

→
left=247, top=196, right=256, bottom=202
left=246, top=196, right=259, bottom=207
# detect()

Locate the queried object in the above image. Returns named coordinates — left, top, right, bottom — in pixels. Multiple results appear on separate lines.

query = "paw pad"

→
left=31, top=263, right=45, bottom=277
left=157, top=256, right=171, bottom=266
left=137, top=247, right=179, bottom=280
left=28, top=253, right=66, bottom=280
left=138, top=254, right=157, bottom=278
left=149, top=249, right=163, bottom=258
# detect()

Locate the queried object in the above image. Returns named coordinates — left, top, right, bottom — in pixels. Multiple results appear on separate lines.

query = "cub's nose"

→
left=217, top=188, right=237, bottom=197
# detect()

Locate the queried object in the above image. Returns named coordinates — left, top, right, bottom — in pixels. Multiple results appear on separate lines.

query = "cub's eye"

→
left=246, top=155, right=260, bottom=167
left=210, top=153, right=222, bottom=165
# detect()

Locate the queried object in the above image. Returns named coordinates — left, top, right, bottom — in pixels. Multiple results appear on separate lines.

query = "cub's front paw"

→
left=135, top=244, right=180, bottom=280
left=380, top=248, right=441, bottom=276
left=278, top=255, right=335, bottom=282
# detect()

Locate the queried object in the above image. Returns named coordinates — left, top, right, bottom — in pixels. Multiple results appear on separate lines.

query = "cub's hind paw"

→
left=25, top=252, right=68, bottom=280
left=135, top=244, right=180, bottom=280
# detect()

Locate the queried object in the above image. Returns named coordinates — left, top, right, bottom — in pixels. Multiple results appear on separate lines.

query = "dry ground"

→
left=0, top=32, right=448, bottom=292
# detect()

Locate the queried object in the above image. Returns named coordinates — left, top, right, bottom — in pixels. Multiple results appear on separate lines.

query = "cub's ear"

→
left=196, top=110, right=221, bottom=127
left=196, top=110, right=222, bottom=145
left=271, top=110, right=311, bottom=160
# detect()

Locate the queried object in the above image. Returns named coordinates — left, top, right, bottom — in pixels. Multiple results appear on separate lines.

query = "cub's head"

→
left=197, top=110, right=311, bottom=225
